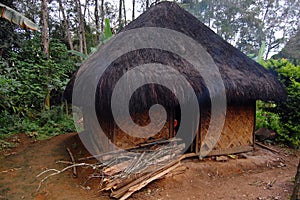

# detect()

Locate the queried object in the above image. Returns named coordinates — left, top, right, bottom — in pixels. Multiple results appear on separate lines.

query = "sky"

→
left=56, top=0, right=288, bottom=58
left=80, top=0, right=143, bottom=21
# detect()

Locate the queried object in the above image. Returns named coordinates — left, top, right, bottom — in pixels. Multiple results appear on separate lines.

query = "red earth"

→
left=0, top=132, right=299, bottom=200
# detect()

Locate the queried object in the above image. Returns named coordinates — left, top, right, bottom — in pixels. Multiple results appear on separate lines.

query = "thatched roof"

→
left=64, top=1, right=286, bottom=113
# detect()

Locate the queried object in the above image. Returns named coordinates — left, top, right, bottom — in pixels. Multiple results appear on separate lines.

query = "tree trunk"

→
left=118, top=0, right=122, bottom=29
left=58, top=0, right=74, bottom=50
left=123, top=0, right=127, bottom=25
left=41, top=0, right=50, bottom=110
left=132, top=0, right=135, bottom=20
left=76, top=0, right=87, bottom=54
left=122, top=0, right=126, bottom=25
left=95, top=0, right=100, bottom=42
left=100, top=0, right=104, bottom=32
left=83, top=0, right=90, bottom=20
left=146, top=0, right=149, bottom=10
left=291, top=159, right=300, bottom=200
left=41, top=0, right=49, bottom=56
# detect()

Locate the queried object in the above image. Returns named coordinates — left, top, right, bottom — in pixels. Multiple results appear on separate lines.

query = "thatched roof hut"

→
left=64, top=2, right=285, bottom=157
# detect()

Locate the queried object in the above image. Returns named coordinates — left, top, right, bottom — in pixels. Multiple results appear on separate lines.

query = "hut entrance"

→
left=168, top=105, right=200, bottom=154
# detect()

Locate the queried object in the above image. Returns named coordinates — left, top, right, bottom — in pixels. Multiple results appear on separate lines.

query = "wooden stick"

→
left=101, top=173, right=146, bottom=191
left=291, top=159, right=300, bottom=200
left=255, top=142, right=280, bottom=154
left=120, top=162, right=181, bottom=200
left=164, top=165, right=187, bottom=178
left=111, top=153, right=192, bottom=199
left=78, top=138, right=182, bottom=161
left=103, top=160, right=132, bottom=176
left=66, top=148, right=77, bottom=177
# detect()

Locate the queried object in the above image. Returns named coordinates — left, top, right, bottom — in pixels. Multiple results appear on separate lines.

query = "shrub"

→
left=259, top=59, right=300, bottom=147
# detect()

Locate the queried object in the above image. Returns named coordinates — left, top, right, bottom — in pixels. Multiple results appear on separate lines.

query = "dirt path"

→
left=0, top=133, right=299, bottom=200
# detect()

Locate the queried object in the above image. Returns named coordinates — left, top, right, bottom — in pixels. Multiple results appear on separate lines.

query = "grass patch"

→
left=0, top=106, right=76, bottom=147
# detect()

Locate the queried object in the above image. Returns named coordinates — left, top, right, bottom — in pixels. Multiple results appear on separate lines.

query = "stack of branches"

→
left=37, top=138, right=189, bottom=200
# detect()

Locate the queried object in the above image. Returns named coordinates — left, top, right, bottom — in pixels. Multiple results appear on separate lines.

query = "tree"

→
left=76, top=0, right=88, bottom=54
left=58, top=0, right=74, bottom=50
left=100, top=0, right=104, bottom=31
left=94, top=0, right=100, bottom=42
left=263, top=59, right=300, bottom=147
left=41, top=0, right=49, bottom=55
left=132, top=0, right=135, bottom=20
left=118, top=0, right=122, bottom=29
left=276, top=29, right=300, bottom=63
left=180, top=0, right=300, bottom=58
left=122, top=0, right=127, bottom=25
left=146, top=0, right=149, bottom=10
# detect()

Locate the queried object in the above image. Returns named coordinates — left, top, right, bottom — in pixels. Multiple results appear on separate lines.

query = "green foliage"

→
left=68, top=50, right=88, bottom=59
left=258, top=59, right=300, bottom=147
left=0, top=35, right=77, bottom=141
left=0, top=106, right=76, bottom=140
left=256, top=101, right=283, bottom=133
left=277, top=30, right=300, bottom=63
left=257, top=41, right=266, bottom=64
left=181, top=0, right=300, bottom=58
left=0, top=36, right=77, bottom=116
left=104, top=18, right=113, bottom=41
left=69, top=18, right=113, bottom=60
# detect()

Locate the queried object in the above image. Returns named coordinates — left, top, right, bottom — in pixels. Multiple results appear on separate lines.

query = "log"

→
left=291, top=159, right=300, bottom=200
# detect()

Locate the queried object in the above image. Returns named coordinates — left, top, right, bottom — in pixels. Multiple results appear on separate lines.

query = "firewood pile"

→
left=37, top=138, right=191, bottom=200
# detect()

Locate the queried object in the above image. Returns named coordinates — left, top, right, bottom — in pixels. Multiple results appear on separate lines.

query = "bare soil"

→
left=0, top=132, right=299, bottom=200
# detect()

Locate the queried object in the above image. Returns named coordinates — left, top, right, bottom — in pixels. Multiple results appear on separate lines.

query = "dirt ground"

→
left=0, top=132, right=299, bottom=200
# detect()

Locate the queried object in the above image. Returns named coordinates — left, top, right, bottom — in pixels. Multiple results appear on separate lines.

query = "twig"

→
left=78, top=138, right=182, bottom=161
left=255, top=142, right=280, bottom=153
left=36, top=163, right=99, bottom=192
left=0, top=167, right=22, bottom=174
left=56, top=160, right=73, bottom=165
left=66, top=148, right=77, bottom=177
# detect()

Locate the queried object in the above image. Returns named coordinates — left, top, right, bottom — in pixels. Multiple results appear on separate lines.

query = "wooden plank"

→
left=103, top=160, right=132, bottom=176
left=255, top=142, right=279, bottom=154
left=119, top=162, right=181, bottom=200
left=111, top=153, right=196, bottom=199
left=252, top=101, right=256, bottom=147
left=206, top=145, right=253, bottom=156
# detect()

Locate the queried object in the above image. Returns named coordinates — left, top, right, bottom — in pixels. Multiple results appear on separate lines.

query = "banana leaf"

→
left=0, top=3, right=38, bottom=31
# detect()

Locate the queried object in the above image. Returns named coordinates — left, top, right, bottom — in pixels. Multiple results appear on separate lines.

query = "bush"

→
left=0, top=106, right=76, bottom=140
left=0, top=35, right=78, bottom=142
left=259, top=59, right=300, bottom=147
left=256, top=101, right=282, bottom=133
